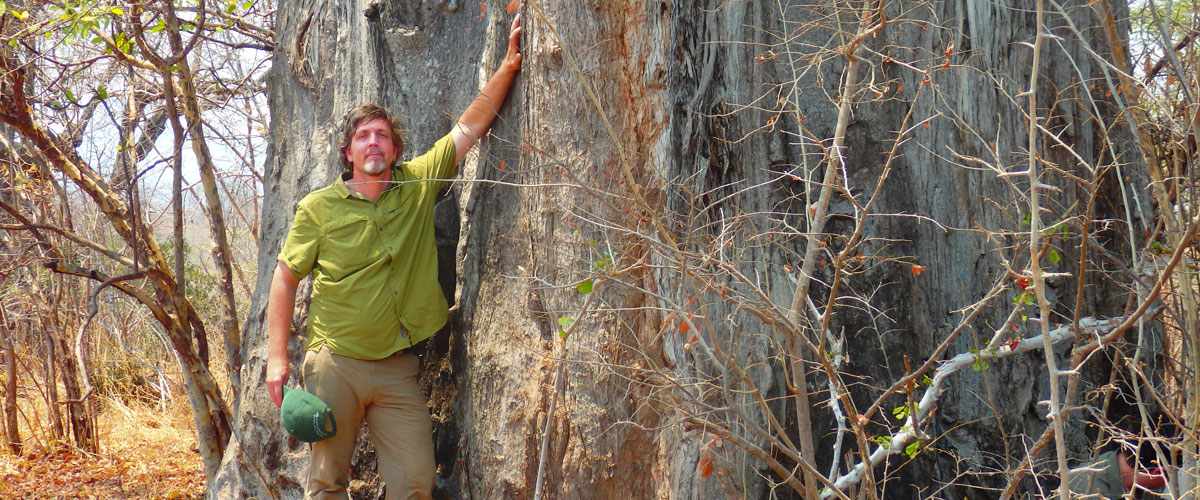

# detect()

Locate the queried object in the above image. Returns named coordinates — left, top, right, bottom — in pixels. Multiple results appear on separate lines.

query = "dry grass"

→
left=0, top=393, right=204, bottom=499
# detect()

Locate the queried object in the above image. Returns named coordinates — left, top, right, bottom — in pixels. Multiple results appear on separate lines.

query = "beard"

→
left=362, top=158, right=389, bottom=176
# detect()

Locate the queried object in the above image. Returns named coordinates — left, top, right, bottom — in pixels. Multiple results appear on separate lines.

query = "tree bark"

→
left=0, top=306, right=20, bottom=455
left=214, top=1, right=1150, bottom=499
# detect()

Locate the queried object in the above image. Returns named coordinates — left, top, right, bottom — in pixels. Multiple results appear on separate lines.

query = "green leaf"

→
left=905, top=440, right=921, bottom=458
left=65, top=89, right=77, bottom=103
left=557, top=315, right=574, bottom=328
left=973, top=360, right=982, bottom=371
left=1021, top=212, right=1031, bottom=226
left=109, top=7, right=124, bottom=15
left=874, top=435, right=891, bottom=447
left=180, top=23, right=196, bottom=31
left=920, top=375, right=932, bottom=386
left=7, top=39, right=16, bottom=47
left=576, top=279, right=593, bottom=294
left=167, top=64, right=184, bottom=72
left=95, top=86, right=107, bottom=100
left=1047, top=249, right=1061, bottom=264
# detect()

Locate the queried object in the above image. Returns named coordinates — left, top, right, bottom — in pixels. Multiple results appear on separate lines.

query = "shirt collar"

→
left=334, top=165, right=402, bottom=199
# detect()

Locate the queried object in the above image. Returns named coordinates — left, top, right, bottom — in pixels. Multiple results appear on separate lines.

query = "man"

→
left=1069, top=443, right=1167, bottom=499
left=265, top=15, right=523, bottom=500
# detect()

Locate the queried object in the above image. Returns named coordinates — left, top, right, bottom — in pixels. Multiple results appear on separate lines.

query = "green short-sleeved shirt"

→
left=278, top=134, right=457, bottom=360
left=1068, top=451, right=1125, bottom=499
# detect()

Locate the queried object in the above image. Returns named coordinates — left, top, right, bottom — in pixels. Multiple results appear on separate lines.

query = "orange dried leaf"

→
left=680, top=320, right=690, bottom=334
left=498, top=161, right=507, bottom=170
left=699, top=452, right=714, bottom=477
left=910, top=263, right=926, bottom=276
left=506, top=0, right=519, bottom=13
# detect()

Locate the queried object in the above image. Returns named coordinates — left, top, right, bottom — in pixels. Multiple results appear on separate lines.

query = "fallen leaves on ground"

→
left=0, top=400, right=204, bottom=499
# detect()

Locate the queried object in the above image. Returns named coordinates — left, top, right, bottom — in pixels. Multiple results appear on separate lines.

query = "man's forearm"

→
left=456, top=66, right=519, bottom=143
left=268, top=263, right=299, bottom=364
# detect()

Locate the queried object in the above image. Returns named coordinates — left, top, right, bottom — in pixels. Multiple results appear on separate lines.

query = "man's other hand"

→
left=266, top=355, right=290, bottom=408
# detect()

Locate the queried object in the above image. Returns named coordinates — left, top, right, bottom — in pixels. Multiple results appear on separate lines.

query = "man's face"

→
left=344, top=118, right=399, bottom=177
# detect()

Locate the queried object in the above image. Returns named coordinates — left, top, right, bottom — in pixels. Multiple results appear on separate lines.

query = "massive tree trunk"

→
left=214, top=1, right=1150, bottom=499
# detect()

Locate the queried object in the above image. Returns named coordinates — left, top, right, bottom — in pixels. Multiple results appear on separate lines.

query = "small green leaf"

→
left=180, top=23, right=196, bottom=31
left=557, top=315, right=574, bottom=328
left=874, top=435, right=891, bottom=447
left=576, top=279, right=593, bottom=294
left=167, top=64, right=184, bottom=72
left=1047, top=249, right=1061, bottom=264
left=109, top=7, right=124, bottom=15
left=1021, top=212, right=1031, bottom=226
left=12, top=10, right=28, bottom=21
left=65, top=89, right=77, bottom=103
left=973, top=360, right=982, bottom=371
left=6, top=39, right=16, bottom=48
left=95, top=86, right=107, bottom=99
left=905, top=441, right=921, bottom=458
left=921, top=375, right=932, bottom=386
left=1020, top=313, right=1027, bottom=322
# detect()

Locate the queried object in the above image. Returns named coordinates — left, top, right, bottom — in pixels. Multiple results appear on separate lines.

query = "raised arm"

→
left=452, top=14, right=522, bottom=162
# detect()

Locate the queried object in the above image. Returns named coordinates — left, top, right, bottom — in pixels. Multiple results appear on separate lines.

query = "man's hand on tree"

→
left=502, top=14, right=522, bottom=74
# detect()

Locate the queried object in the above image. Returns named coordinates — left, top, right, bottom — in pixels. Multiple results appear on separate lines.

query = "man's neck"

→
left=347, top=168, right=392, bottom=201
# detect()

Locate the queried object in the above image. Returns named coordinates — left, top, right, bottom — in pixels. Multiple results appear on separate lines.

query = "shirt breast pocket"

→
left=320, top=214, right=377, bottom=279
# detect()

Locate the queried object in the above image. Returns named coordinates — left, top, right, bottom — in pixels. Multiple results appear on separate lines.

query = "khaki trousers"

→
left=302, top=347, right=434, bottom=500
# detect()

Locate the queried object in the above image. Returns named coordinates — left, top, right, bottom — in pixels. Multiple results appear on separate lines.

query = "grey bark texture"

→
left=211, top=1, right=1150, bottom=499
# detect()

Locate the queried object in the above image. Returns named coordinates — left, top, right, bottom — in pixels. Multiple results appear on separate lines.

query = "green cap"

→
left=280, top=386, right=337, bottom=442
